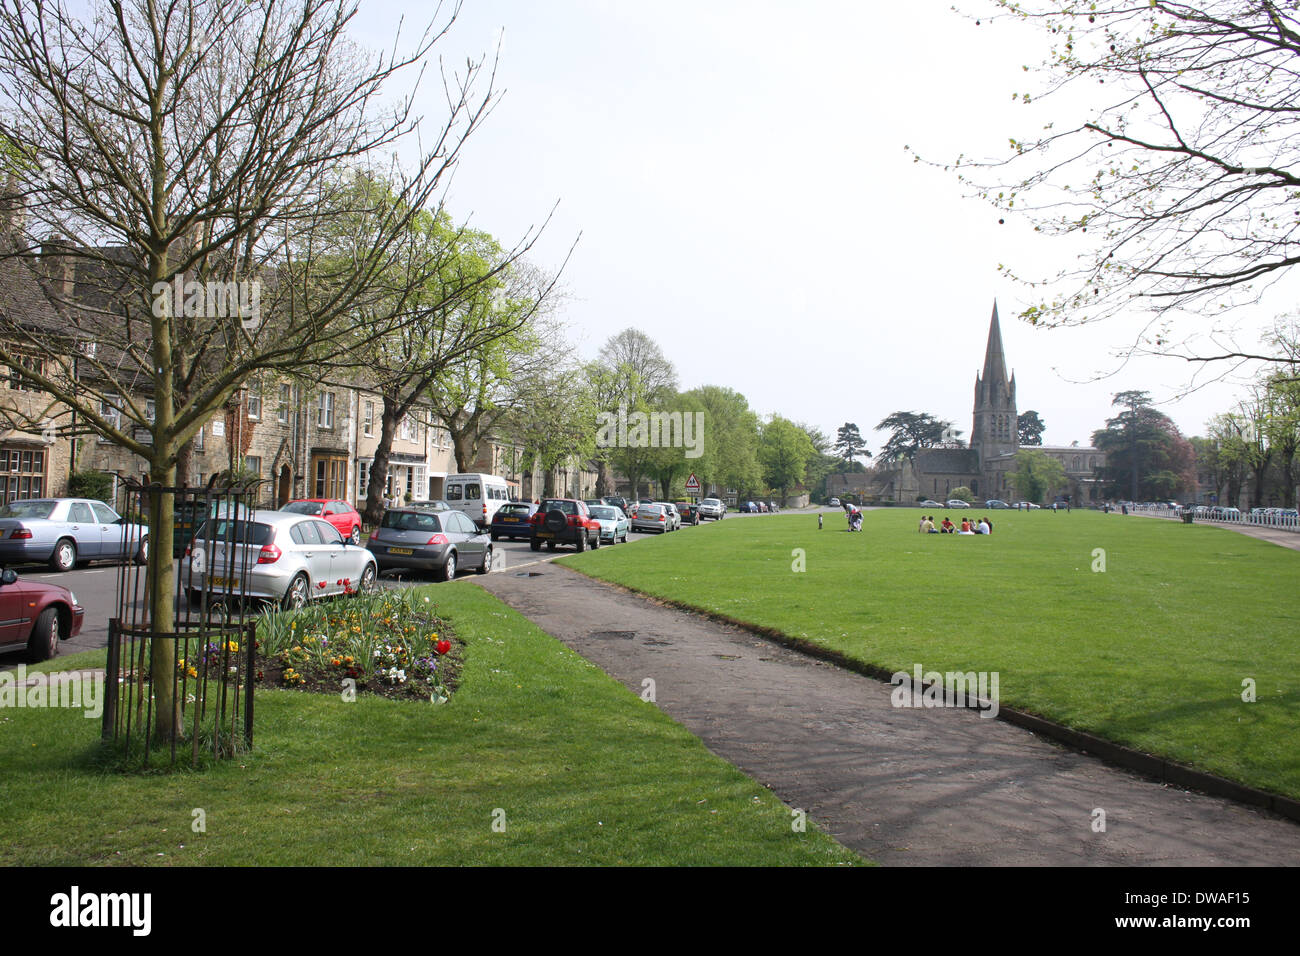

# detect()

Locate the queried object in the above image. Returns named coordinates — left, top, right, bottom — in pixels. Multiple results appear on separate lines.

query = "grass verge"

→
left=559, top=510, right=1300, bottom=799
left=0, top=581, right=861, bottom=866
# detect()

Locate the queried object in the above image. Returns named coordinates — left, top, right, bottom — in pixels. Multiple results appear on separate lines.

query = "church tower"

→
left=972, top=302, right=1018, bottom=467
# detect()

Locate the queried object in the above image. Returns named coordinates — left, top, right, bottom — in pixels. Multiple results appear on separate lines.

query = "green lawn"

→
left=0, top=583, right=861, bottom=866
left=560, top=510, right=1300, bottom=799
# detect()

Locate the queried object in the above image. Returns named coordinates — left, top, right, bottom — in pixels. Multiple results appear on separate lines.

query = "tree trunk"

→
left=147, top=462, right=180, bottom=743
left=363, top=399, right=401, bottom=525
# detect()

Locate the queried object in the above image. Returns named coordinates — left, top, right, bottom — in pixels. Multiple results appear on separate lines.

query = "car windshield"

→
left=639, top=505, right=663, bottom=515
left=498, top=504, right=531, bottom=516
left=540, top=500, right=578, bottom=515
left=381, top=511, right=443, bottom=532
left=192, top=519, right=272, bottom=545
left=282, top=501, right=323, bottom=515
left=0, top=500, right=56, bottom=519
left=702, top=499, right=720, bottom=506
left=590, top=507, right=617, bottom=519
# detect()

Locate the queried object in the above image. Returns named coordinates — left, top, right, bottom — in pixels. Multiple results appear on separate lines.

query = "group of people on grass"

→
left=919, top=514, right=992, bottom=535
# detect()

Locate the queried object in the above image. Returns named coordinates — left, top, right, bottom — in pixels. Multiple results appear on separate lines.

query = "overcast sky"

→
left=355, top=0, right=1288, bottom=453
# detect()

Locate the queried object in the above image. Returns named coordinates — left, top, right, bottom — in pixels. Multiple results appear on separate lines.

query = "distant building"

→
left=864, top=303, right=1105, bottom=504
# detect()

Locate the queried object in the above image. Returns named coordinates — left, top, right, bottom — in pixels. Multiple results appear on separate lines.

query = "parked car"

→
left=985, top=500, right=1010, bottom=509
left=946, top=499, right=972, bottom=509
left=827, top=497, right=840, bottom=507
left=405, top=499, right=452, bottom=512
left=174, top=499, right=253, bottom=552
left=657, top=502, right=682, bottom=531
left=697, top=497, right=726, bottom=520
left=367, top=507, right=491, bottom=580
left=490, top=501, right=539, bottom=541
left=443, top=473, right=511, bottom=528
left=919, top=500, right=944, bottom=508
left=0, top=498, right=149, bottom=572
left=588, top=504, right=630, bottom=544
left=528, top=499, right=601, bottom=552
left=1014, top=501, right=1042, bottom=510
left=282, top=498, right=364, bottom=545
left=181, top=511, right=379, bottom=611
left=0, top=566, right=84, bottom=661
left=740, top=501, right=759, bottom=513
left=630, top=502, right=670, bottom=534
left=601, top=496, right=631, bottom=515
left=673, top=501, right=701, bottom=525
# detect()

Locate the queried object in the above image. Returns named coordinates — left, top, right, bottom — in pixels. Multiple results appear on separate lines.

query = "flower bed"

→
left=254, top=589, right=460, bottom=703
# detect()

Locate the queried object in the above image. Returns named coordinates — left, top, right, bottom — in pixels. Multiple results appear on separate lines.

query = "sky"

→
left=353, top=0, right=1288, bottom=454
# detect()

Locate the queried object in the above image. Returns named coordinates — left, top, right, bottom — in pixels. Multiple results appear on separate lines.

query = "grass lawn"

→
left=560, top=510, right=1300, bottom=799
left=0, top=582, right=861, bottom=866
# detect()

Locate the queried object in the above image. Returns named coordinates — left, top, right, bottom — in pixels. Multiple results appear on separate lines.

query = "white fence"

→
left=1128, top=503, right=1300, bottom=533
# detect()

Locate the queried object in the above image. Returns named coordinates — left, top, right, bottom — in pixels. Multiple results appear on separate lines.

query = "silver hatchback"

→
left=180, top=510, right=378, bottom=611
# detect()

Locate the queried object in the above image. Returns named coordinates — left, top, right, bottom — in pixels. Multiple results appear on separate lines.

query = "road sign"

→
left=685, top=473, right=700, bottom=494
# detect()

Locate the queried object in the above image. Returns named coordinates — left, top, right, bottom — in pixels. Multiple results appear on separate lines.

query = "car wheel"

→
left=478, top=545, right=492, bottom=574
left=575, top=530, right=586, bottom=552
left=49, top=538, right=76, bottom=573
left=591, top=530, right=600, bottom=549
left=438, top=551, right=457, bottom=582
left=530, top=538, right=541, bottom=552
left=27, top=607, right=60, bottom=662
left=491, top=531, right=499, bottom=542
left=282, top=572, right=310, bottom=611
left=546, top=541, right=556, bottom=552
left=358, top=563, right=377, bottom=594
left=134, top=535, right=149, bottom=565
left=349, top=525, right=362, bottom=546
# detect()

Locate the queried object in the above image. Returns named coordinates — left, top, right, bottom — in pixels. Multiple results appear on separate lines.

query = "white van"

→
left=443, top=473, right=511, bottom=528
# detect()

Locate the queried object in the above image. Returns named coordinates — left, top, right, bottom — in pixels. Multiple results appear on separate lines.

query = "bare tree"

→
left=0, top=0, right=500, bottom=741
left=929, top=2, right=1300, bottom=367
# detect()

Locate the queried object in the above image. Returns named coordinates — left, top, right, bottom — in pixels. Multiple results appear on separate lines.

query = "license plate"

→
left=388, top=547, right=414, bottom=556
left=210, top=576, right=239, bottom=588
left=500, top=517, right=519, bottom=523
left=535, top=532, right=553, bottom=539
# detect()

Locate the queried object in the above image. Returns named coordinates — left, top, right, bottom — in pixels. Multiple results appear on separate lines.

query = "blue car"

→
left=588, top=504, right=630, bottom=544
left=0, top=498, right=149, bottom=572
left=490, top=501, right=538, bottom=541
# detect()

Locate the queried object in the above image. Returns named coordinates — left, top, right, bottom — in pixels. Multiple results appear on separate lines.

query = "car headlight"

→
left=68, top=591, right=78, bottom=607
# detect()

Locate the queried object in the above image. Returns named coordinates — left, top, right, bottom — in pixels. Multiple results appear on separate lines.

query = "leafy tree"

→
left=876, top=411, right=954, bottom=461
left=758, top=416, right=814, bottom=500
left=680, top=385, right=762, bottom=499
left=1007, top=449, right=1065, bottom=504
left=1017, top=410, right=1046, bottom=446
left=834, top=422, right=870, bottom=464
left=0, top=0, right=497, bottom=741
left=589, top=329, right=677, bottom=496
left=1091, top=392, right=1195, bottom=500
left=504, top=361, right=596, bottom=499
left=935, top=2, right=1300, bottom=365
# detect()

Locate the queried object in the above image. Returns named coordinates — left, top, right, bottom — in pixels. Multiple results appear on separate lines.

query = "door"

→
left=289, top=520, right=333, bottom=596
left=448, top=511, right=486, bottom=568
left=90, top=501, right=128, bottom=558
left=67, top=501, right=101, bottom=558
left=311, top=519, right=350, bottom=595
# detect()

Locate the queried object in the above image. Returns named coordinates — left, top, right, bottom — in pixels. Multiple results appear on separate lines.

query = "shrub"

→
left=67, top=470, right=115, bottom=503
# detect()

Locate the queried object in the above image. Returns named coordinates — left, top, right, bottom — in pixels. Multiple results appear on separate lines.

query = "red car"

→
left=0, top=567, right=84, bottom=661
left=528, top=499, right=601, bottom=552
left=281, top=499, right=364, bottom=545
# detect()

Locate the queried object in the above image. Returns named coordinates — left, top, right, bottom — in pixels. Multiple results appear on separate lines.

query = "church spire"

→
left=982, top=301, right=1009, bottom=390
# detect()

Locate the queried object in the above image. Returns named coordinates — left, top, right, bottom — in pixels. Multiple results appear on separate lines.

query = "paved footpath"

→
left=1127, top=510, right=1300, bottom=552
left=478, top=564, right=1300, bottom=866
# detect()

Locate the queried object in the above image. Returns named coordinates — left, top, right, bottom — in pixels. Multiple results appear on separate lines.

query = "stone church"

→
left=838, top=303, right=1105, bottom=505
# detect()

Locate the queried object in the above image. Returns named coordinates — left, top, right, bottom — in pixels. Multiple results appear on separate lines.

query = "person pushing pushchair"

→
left=844, top=501, right=863, bottom=532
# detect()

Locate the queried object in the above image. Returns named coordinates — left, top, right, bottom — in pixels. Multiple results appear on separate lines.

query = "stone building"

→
left=862, top=303, right=1105, bottom=505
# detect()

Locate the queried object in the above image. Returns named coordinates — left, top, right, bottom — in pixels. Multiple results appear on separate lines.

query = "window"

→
left=195, top=425, right=204, bottom=451
left=7, top=352, right=44, bottom=392
left=91, top=501, right=118, bottom=523
left=358, top=459, right=370, bottom=499
left=0, top=449, right=45, bottom=501
left=317, top=392, right=335, bottom=429
left=247, top=386, right=261, bottom=421
left=363, top=401, right=374, bottom=437
left=277, top=384, right=291, bottom=423
left=400, top=416, right=413, bottom=442
left=146, top=400, right=155, bottom=423
left=405, top=468, right=414, bottom=498
left=312, top=454, right=346, bottom=499
left=70, top=502, right=94, bottom=523
left=99, top=394, right=121, bottom=441
left=245, top=455, right=262, bottom=477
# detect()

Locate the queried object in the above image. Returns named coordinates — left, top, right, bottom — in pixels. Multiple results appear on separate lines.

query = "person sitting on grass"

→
left=920, top=515, right=936, bottom=533
left=960, top=518, right=971, bottom=533
left=977, top=517, right=991, bottom=534
left=941, top=516, right=954, bottom=533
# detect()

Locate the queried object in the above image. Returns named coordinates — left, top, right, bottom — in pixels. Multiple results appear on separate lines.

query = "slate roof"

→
left=914, top=447, right=978, bottom=475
